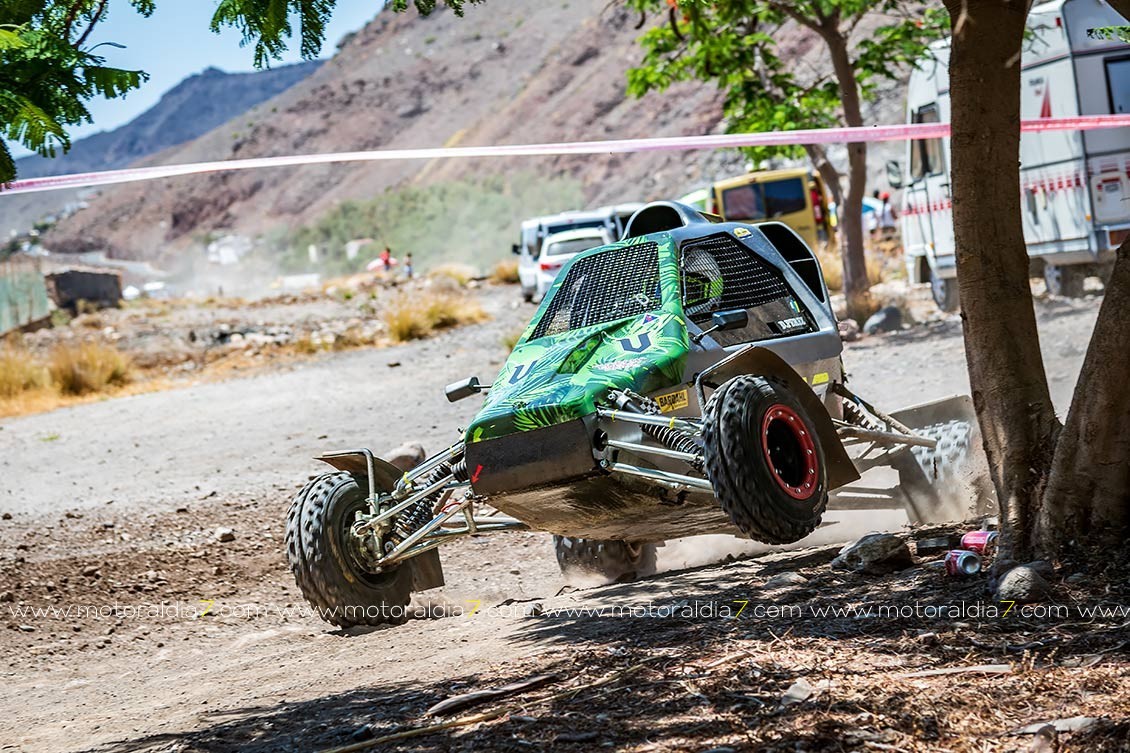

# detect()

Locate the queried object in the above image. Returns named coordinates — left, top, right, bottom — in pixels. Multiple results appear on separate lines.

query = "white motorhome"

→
left=513, top=203, right=642, bottom=302
left=894, top=0, right=1129, bottom=310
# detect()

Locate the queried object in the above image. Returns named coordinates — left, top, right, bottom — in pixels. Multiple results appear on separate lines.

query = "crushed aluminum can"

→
left=960, top=530, right=999, bottom=555
left=944, top=549, right=982, bottom=576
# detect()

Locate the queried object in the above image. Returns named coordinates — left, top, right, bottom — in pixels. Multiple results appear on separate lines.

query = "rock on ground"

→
left=382, top=442, right=427, bottom=472
left=994, top=565, right=1051, bottom=603
left=863, top=305, right=903, bottom=335
left=831, top=533, right=914, bottom=574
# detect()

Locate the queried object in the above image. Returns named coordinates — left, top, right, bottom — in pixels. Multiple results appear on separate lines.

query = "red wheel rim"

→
left=760, top=403, right=819, bottom=500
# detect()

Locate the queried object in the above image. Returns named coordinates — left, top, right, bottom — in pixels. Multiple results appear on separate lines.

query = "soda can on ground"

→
left=944, top=549, right=982, bottom=576
left=961, top=530, right=999, bottom=555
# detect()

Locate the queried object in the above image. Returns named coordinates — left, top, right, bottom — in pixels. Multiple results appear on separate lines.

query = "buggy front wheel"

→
left=702, top=375, right=828, bottom=544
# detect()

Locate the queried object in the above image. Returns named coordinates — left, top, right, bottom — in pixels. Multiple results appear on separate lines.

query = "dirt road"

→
left=2, top=289, right=1124, bottom=753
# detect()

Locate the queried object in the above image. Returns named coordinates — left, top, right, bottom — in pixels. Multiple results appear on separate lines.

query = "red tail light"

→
left=539, top=261, right=561, bottom=271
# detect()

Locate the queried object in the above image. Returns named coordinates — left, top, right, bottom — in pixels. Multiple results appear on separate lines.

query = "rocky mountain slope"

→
left=0, top=61, right=320, bottom=238
left=16, top=62, right=322, bottom=180
left=44, top=1, right=744, bottom=261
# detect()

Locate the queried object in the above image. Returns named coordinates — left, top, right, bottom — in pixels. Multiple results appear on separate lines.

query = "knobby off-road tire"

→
left=553, top=536, right=658, bottom=582
left=902, top=417, right=994, bottom=518
left=286, top=472, right=414, bottom=628
left=702, top=375, right=828, bottom=544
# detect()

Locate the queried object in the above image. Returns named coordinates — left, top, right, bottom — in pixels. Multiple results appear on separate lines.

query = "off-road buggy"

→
left=287, top=201, right=987, bottom=627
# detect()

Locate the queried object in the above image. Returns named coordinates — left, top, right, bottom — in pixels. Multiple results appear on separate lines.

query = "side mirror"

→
left=511, top=243, right=521, bottom=256
left=886, top=160, right=904, bottom=190
left=691, top=308, right=749, bottom=343
left=445, top=376, right=489, bottom=402
left=712, top=309, right=749, bottom=331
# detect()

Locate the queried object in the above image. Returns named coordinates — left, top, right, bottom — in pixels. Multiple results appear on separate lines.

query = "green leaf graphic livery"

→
left=467, top=234, right=688, bottom=443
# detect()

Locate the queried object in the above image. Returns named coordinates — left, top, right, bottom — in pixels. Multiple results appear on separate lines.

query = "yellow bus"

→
left=680, top=167, right=834, bottom=250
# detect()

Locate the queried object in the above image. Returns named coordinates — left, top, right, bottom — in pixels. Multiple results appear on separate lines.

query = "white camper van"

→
left=893, top=0, right=1130, bottom=310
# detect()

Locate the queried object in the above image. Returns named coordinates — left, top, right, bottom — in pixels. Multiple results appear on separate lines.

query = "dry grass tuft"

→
left=428, top=263, right=478, bottom=287
left=383, top=290, right=488, bottom=342
left=489, top=259, right=520, bottom=285
left=48, top=342, right=132, bottom=396
left=814, top=246, right=889, bottom=291
left=501, top=329, right=524, bottom=351
left=0, top=346, right=49, bottom=398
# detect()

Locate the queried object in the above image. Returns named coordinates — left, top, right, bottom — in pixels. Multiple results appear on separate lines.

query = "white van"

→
left=892, top=0, right=1129, bottom=310
left=513, top=204, right=642, bottom=302
left=525, top=227, right=613, bottom=302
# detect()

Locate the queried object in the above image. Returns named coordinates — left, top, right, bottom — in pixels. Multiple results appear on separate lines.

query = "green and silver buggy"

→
left=287, top=201, right=987, bottom=627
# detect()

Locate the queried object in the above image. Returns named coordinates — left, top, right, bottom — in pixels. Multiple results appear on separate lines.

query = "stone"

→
left=214, top=527, right=236, bottom=543
left=382, top=442, right=427, bottom=472
left=837, top=318, right=861, bottom=342
left=863, top=305, right=903, bottom=335
left=1022, top=560, right=1055, bottom=580
left=0, top=591, right=13, bottom=603
left=831, top=533, right=914, bottom=574
left=764, top=572, right=808, bottom=589
left=994, top=565, right=1051, bottom=604
left=1064, top=572, right=1086, bottom=585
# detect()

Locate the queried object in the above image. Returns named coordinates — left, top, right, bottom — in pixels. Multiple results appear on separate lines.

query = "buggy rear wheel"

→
left=286, top=472, right=414, bottom=628
left=702, top=375, right=828, bottom=544
left=554, top=536, right=658, bottom=582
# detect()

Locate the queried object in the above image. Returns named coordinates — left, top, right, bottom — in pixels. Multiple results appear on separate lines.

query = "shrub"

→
left=382, top=291, right=488, bottom=342
left=0, top=346, right=48, bottom=398
left=428, top=263, right=478, bottom=287
left=490, top=259, right=520, bottom=285
left=813, top=246, right=888, bottom=291
left=48, top=342, right=132, bottom=396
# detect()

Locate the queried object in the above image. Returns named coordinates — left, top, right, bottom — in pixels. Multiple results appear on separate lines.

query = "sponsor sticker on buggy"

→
left=656, top=389, right=690, bottom=413
left=733, top=227, right=752, bottom=239
left=773, top=316, right=807, bottom=334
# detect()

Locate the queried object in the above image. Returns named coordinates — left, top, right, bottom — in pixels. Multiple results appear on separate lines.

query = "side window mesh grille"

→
left=531, top=242, right=661, bottom=340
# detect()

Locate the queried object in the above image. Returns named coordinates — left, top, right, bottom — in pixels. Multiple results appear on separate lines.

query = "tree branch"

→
left=75, top=0, right=109, bottom=49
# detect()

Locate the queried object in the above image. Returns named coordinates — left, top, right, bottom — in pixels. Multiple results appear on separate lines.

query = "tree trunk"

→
left=1038, top=238, right=1130, bottom=553
left=822, top=27, right=872, bottom=323
left=943, top=0, right=1059, bottom=562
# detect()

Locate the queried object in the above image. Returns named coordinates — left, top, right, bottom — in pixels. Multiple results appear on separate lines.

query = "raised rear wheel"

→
left=554, top=536, right=658, bottom=582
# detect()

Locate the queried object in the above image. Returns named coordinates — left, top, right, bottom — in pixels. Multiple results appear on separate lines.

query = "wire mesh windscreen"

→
left=532, top=242, right=661, bottom=340
left=680, top=233, right=813, bottom=347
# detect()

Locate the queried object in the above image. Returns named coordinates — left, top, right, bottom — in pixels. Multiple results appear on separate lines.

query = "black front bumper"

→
left=463, top=418, right=599, bottom=496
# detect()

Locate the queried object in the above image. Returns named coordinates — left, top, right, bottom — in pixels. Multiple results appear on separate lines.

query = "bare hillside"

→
left=46, top=2, right=742, bottom=261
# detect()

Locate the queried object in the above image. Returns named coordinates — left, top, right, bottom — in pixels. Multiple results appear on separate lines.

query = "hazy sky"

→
left=9, top=1, right=380, bottom=157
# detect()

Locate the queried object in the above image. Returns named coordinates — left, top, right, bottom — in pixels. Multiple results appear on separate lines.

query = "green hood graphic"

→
left=467, top=235, right=688, bottom=443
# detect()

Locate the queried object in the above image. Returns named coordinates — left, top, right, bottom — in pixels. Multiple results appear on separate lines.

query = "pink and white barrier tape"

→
left=3, top=114, right=1128, bottom=196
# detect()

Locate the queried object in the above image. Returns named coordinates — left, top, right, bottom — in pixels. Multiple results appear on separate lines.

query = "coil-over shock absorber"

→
left=608, top=390, right=703, bottom=471
left=391, top=457, right=471, bottom=543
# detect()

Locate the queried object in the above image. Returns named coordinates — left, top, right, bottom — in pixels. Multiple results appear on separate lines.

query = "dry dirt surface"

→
left=1, top=287, right=1127, bottom=753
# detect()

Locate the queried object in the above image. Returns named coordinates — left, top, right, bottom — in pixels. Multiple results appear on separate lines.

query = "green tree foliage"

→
left=0, top=0, right=481, bottom=183
left=0, top=0, right=154, bottom=182
left=625, top=0, right=947, bottom=177
left=624, top=0, right=948, bottom=321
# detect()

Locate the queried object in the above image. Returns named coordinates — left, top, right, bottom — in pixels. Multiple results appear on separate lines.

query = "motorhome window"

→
left=531, top=243, right=662, bottom=339
left=763, top=178, right=808, bottom=217
left=911, top=104, right=944, bottom=179
left=1106, top=57, right=1130, bottom=114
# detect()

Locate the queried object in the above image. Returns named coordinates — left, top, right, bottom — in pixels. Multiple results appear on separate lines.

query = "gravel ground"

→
left=1, top=285, right=1123, bottom=753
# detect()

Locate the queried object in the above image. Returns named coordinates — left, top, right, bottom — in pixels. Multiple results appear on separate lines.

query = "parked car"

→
left=526, top=227, right=613, bottom=302
left=514, top=204, right=642, bottom=302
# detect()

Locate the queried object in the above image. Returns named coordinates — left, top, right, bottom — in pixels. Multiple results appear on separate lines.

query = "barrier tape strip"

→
left=3, top=114, right=1128, bottom=196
